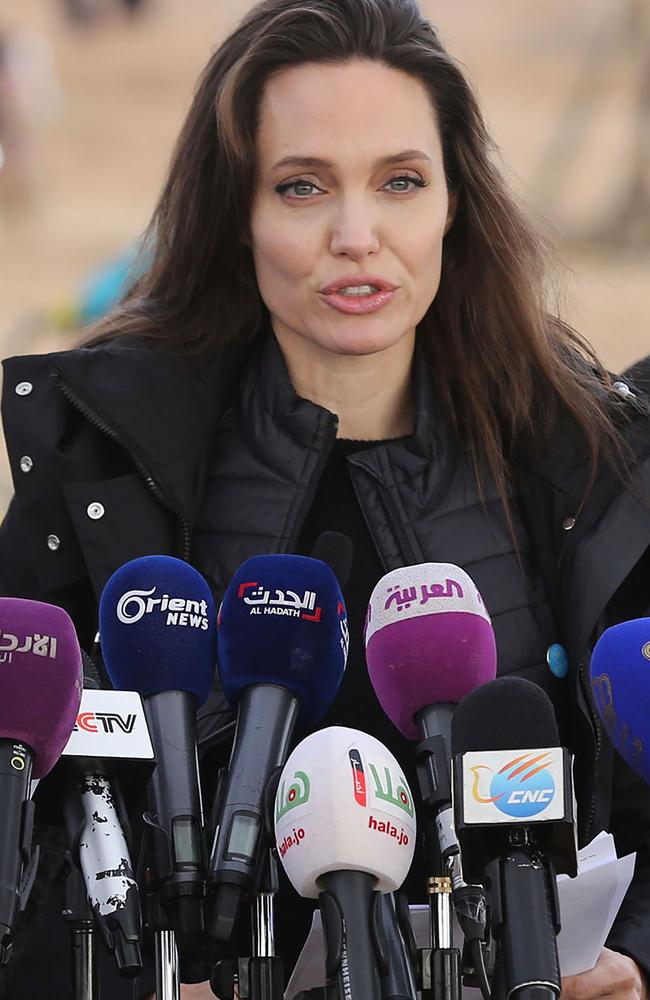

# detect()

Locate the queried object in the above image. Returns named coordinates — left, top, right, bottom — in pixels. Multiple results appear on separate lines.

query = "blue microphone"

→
left=209, top=554, right=348, bottom=944
left=99, top=556, right=217, bottom=953
left=590, top=617, right=650, bottom=784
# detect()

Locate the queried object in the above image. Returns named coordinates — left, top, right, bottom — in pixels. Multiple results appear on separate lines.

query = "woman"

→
left=1, top=1, right=649, bottom=997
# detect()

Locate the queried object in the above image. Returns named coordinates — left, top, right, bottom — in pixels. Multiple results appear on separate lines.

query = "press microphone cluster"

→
left=4, top=545, right=629, bottom=1000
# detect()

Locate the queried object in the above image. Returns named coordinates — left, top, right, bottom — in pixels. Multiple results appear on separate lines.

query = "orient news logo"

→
left=116, top=588, right=210, bottom=630
left=471, top=751, right=556, bottom=819
left=0, top=630, right=59, bottom=666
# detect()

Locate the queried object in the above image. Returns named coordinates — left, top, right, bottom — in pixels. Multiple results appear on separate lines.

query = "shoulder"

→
left=520, top=358, right=650, bottom=505
left=1, top=335, right=242, bottom=460
left=515, top=357, right=650, bottom=570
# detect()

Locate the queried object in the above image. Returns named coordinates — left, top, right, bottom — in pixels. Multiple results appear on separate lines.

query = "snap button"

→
left=15, top=382, right=33, bottom=396
left=613, top=380, right=635, bottom=398
left=47, top=534, right=61, bottom=551
left=87, top=501, right=105, bottom=520
left=547, top=643, right=569, bottom=679
left=19, top=456, right=33, bottom=473
left=562, top=516, right=576, bottom=531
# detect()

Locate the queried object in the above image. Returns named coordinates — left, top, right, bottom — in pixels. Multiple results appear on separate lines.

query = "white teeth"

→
left=337, top=284, right=380, bottom=296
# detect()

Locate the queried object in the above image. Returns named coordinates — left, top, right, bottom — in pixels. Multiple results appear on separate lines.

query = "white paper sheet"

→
left=556, top=832, right=636, bottom=976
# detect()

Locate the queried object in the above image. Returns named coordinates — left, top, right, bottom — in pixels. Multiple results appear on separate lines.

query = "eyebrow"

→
left=270, top=149, right=433, bottom=172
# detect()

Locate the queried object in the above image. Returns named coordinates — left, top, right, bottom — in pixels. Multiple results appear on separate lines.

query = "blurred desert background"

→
left=0, top=0, right=648, bottom=512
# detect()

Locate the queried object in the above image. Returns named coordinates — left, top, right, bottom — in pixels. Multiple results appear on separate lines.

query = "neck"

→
left=273, top=325, right=416, bottom=440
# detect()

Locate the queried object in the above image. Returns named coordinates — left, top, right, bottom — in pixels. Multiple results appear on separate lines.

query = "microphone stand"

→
left=155, top=927, right=180, bottom=1000
left=414, top=718, right=462, bottom=1000
left=248, top=849, right=284, bottom=1000
left=147, top=892, right=180, bottom=1000
left=210, top=781, right=284, bottom=1000
left=62, top=851, right=100, bottom=1000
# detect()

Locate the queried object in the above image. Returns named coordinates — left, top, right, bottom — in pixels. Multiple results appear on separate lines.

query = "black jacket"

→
left=1, top=331, right=650, bottom=976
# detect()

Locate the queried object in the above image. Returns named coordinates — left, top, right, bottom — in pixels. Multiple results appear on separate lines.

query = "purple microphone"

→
left=0, top=597, right=82, bottom=964
left=365, top=564, right=496, bottom=742
left=364, top=562, right=497, bottom=953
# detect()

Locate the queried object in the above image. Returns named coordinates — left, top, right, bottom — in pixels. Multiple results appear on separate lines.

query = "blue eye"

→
left=275, top=174, right=427, bottom=199
left=275, top=180, right=321, bottom=198
left=385, top=175, right=426, bottom=192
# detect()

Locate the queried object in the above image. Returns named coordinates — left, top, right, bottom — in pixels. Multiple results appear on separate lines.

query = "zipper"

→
left=578, top=655, right=602, bottom=841
left=285, top=415, right=338, bottom=552
left=51, top=372, right=192, bottom=560
left=348, top=454, right=421, bottom=570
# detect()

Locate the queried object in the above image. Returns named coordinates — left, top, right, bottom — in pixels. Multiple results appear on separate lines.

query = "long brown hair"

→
left=86, top=0, right=640, bottom=512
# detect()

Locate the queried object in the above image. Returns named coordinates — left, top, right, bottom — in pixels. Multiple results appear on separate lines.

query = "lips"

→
left=320, top=275, right=397, bottom=295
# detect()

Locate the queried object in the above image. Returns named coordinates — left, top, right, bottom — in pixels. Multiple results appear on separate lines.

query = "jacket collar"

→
left=45, top=324, right=447, bottom=517
left=246, top=321, right=445, bottom=463
left=48, top=337, right=237, bottom=519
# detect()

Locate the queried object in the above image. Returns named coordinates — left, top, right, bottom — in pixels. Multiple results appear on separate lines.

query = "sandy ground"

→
left=0, top=0, right=648, bottom=507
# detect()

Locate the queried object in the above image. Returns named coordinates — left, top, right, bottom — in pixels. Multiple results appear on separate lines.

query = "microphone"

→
left=209, top=553, right=348, bottom=945
left=274, top=726, right=417, bottom=1000
left=99, top=555, right=217, bottom=953
left=452, top=677, right=577, bottom=1000
left=365, top=563, right=496, bottom=742
left=0, top=597, right=82, bottom=965
left=365, top=563, right=496, bottom=851
left=365, top=563, right=496, bottom=994
left=310, top=531, right=354, bottom=589
left=589, top=617, right=650, bottom=784
left=59, top=653, right=150, bottom=976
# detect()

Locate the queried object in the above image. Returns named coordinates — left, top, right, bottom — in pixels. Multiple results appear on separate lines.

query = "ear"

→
left=444, top=189, right=457, bottom=236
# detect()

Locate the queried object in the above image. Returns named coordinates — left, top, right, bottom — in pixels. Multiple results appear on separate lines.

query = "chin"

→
left=318, top=320, right=411, bottom=358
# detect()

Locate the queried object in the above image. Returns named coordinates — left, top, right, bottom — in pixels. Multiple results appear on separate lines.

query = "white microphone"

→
left=275, top=726, right=416, bottom=1000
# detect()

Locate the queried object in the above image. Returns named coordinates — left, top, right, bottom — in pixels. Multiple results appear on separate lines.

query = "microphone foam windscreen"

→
left=99, top=556, right=217, bottom=706
left=590, top=618, right=650, bottom=785
left=310, top=532, right=354, bottom=589
left=365, top=564, right=497, bottom=739
left=81, top=649, right=102, bottom=690
left=275, top=726, right=416, bottom=897
left=217, top=554, right=348, bottom=723
left=451, top=676, right=560, bottom=757
left=0, top=597, right=82, bottom=777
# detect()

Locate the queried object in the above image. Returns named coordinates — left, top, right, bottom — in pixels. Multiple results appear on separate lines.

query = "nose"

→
left=328, top=194, right=381, bottom=259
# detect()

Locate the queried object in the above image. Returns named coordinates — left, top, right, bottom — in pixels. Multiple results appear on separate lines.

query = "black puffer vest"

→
left=192, top=332, right=565, bottom=738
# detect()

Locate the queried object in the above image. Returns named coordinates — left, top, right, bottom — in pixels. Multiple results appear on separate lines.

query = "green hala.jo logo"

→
left=368, top=762, right=414, bottom=817
left=276, top=770, right=311, bottom=822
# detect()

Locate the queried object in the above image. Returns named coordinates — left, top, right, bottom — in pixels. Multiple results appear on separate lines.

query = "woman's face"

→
left=249, top=58, right=453, bottom=359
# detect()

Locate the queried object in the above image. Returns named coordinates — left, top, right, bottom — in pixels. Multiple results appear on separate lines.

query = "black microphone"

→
left=452, top=677, right=578, bottom=1000
left=208, top=553, right=348, bottom=945
left=310, top=531, right=354, bottom=589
